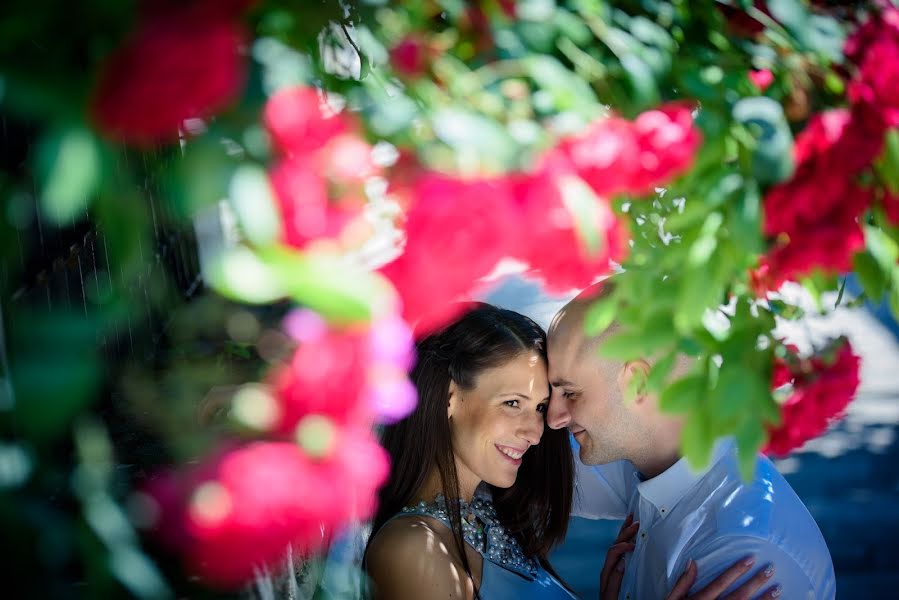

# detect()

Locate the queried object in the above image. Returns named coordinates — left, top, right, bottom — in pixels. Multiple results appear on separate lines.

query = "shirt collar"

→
left=636, top=438, right=735, bottom=513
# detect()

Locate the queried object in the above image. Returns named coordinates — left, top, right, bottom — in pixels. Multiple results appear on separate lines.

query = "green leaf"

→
left=262, top=248, right=383, bottom=324
left=431, top=108, right=518, bottom=170
left=36, top=127, right=100, bottom=225
left=735, top=419, right=765, bottom=481
left=558, top=175, right=605, bottom=256
left=879, top=130, right=899, bottom=193
left=596, top=330, right=648, bottom=361
left=228, top=164, right=281, bottom=246
left=854, top=251, right=887, bottom=302
left=713, top=364, right=769, bottom=426
left=732, top=97, right=794, bottom=185
left=865, top=225, right=899, bottom=271
left=682, top=409, right=713, bottom=470
left=620, top=54, right=660, bottom=109
left=583, top=296, right=617, bottom=337
left=659, top=374, right=705, bottom=414
left=646, top=352, right=677, bottom=392
left=524, top=55, right=598, bottom=113
left=206, top=246, right=288, bottom=305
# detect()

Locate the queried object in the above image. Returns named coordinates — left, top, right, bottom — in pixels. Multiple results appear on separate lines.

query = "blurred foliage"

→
left=0, top=0, right=895, bottom=596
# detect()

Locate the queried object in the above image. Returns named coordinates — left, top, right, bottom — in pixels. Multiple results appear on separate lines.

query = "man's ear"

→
left=447, top=380, right=459, bottom=419
left=618, top=360, right=651, bottom=404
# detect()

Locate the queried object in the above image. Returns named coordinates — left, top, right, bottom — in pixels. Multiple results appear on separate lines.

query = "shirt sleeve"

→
left=681, top=534, right=831, bottom=600
left=570, top=452, right=635, bottom=520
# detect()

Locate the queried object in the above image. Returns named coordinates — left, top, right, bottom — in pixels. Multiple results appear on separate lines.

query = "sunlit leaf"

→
left=37, top=127, right=100, bottom=225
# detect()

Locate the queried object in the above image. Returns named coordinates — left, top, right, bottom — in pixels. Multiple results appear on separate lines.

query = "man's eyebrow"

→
left=550, top=379, right=575, bottom=388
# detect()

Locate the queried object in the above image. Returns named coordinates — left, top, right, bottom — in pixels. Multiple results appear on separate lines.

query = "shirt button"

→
left=660, top=507, right=667, bottom=514
left=640, top=531, right=647, bottom=540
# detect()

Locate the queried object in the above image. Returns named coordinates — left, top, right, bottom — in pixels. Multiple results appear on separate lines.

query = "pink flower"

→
left=549, top=117, right=641, bottom=199
left=764, top=340, right=860, bottom=456
left=549, top=102, right=701, bottom=199
left=279, top=310, right=417, bottom=425
left=263, top=85, right=354, bottom=157
left=148, top=436, right=389, bottom=588
left=509, top=168, right=628, bottom=293
left=749, top=69, right=774, bottom=92
left=91, top=15, right=246, bottom=145
left=628, top=103, right=702, bottom=195
left=269, top=157, right=367, bottom=250
left=381, top=173, right=519, bottom=333
left=270, top=321, right=372, bottom=435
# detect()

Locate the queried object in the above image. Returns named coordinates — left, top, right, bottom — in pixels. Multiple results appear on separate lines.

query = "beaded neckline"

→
left=401, top=494, right=539, bottom=578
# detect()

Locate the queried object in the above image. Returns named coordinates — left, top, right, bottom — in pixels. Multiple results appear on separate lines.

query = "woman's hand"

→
left=599, top=514, right=639, bottom=600
left=665, top=556, right=782, bottom=600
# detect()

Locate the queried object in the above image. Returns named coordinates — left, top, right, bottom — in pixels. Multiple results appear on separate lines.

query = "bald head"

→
left=547, top=281, right=619, bottom=366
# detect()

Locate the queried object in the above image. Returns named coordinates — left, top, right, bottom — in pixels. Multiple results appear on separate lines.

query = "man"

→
left=546, top=284, right=835, bottom=600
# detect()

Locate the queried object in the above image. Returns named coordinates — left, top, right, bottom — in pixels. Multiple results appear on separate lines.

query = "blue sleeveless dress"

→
left=387, top=494, right=578, bottom=600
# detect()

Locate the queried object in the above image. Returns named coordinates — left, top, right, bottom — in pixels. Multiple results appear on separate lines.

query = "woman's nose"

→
left=519, top=411, right=544, bottom=445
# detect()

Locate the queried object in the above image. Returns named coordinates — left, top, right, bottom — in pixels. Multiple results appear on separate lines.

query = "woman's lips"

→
left=495, top=443, right=525, bottom=466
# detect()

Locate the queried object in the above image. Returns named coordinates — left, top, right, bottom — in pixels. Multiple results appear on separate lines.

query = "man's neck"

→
left=634, top=448, right=681, bottom=480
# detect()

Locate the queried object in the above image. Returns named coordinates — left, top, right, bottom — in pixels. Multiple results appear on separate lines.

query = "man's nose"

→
left=547, top=393, right=571, bottom=430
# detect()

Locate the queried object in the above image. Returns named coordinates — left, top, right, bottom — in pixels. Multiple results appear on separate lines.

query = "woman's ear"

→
left=447, top=381, right=459, bottom=419
left=618, top=359, right=651, bottom=404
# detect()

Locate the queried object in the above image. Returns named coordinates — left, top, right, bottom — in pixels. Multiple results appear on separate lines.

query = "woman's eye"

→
left=536, top=403, right=548, bottom=414
left=504, top=399, right=519, bottom=408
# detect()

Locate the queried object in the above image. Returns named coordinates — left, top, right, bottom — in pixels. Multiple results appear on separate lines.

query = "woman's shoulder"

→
left=366, top=515, right=473, bottom=599
left=367, top=513, right=457, bottom=565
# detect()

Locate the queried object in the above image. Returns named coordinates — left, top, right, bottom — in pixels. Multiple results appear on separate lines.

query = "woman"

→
left=365, top=304, right=779, bottom=599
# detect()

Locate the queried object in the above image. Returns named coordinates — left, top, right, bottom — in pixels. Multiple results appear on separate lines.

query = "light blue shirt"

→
left=573, top=441, right=835, bottom=600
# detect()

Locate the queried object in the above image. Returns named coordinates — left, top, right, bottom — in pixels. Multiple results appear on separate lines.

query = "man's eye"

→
left=504, top=399, right=519, bottom=408
left=563, top=391, right=577, bottom=400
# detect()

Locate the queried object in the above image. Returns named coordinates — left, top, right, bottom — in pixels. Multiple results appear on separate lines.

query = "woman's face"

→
left=448, top=352, right=549, bottom=494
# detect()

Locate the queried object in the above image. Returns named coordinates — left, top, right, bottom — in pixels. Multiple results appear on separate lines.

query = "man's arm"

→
left=680, top=535, right=834, bottom=600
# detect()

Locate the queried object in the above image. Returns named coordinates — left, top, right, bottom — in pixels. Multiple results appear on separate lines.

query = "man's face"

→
left=546, top=316, right=633, bottom=465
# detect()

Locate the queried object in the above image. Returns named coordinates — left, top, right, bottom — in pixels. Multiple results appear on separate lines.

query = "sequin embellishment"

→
left=401, top=494, right=539, bottom=578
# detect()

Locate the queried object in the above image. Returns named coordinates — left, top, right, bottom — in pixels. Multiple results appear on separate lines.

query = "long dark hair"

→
left=367, top=303, right=574, bottom=590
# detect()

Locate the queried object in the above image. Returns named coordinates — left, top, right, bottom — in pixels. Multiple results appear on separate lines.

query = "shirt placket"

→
left=621, top=494, right=657, bottom=600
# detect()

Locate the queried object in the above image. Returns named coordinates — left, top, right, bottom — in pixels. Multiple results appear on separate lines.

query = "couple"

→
left=364, top=286, right=835, bottom=599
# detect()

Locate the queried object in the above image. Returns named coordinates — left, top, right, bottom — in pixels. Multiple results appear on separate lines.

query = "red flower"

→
left=91, top=15, right=246, bottom=145
left=148, top=436, right=389, bottom=588
left=749, top=69, right=774, bottom=92
left=263, top=85, right=355, bottom=157
left=550, top=103, right=701, bottom=199
left=390, top=36, right=429, bottom=77
left=756, top=109, right=879, bottom=291
left=753, top=218, right=866, bottom=293
left=381, top=173, right=518, bottom=333
left=847, top=8, right=899, bottom=129
left=509, top=168, right=628, bottom=293
left=764, top=340, right=860, bottom=456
